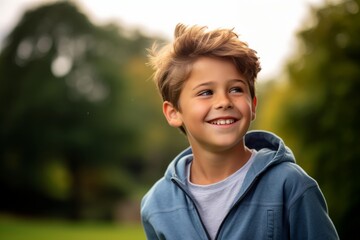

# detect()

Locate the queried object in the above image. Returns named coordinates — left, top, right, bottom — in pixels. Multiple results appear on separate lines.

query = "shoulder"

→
left=277, top=161, right=316, bottom=186
left=251, top=147, right=316, bottom=188
left=265, top=161, right=322, bottom=206
left=263, top=161, right=318, bottom=190
left=141, top=177, right=169, bottom=209
left=141, top=176, right=188, bottom=220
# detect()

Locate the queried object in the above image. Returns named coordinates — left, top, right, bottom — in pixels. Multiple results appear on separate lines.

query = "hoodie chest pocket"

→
left=267, top=209, right=274, bottom=240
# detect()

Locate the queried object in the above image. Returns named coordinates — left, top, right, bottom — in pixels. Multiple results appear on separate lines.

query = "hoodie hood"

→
left=165, top=130, right=296, bottom=185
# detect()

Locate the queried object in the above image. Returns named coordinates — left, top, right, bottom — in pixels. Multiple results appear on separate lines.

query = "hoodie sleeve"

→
left=288, top=185, right=339, bottom=239
left=141, top=217, right=160, bottom=240
left=141, top=193, right=159, bottom=240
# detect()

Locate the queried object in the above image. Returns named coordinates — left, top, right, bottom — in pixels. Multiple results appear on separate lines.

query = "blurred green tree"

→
left=0, top=1, right=158, bottom=220
left=255, top=0, right=360, bottom=237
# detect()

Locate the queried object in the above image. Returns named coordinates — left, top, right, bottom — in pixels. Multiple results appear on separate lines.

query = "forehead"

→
left=186, top=56, right=246, bottom=86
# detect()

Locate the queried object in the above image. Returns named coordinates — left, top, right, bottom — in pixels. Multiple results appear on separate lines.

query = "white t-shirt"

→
left=186, top=150, right=257, bottom=240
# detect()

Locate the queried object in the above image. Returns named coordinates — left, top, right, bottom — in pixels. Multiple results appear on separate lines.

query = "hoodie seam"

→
left=145, top=205, right=195, bottom=222
left=287, top=183, right=318, bottom=211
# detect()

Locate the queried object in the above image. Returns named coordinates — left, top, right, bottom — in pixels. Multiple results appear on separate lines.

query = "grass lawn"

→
left=0, top=215, right=146, bottom=240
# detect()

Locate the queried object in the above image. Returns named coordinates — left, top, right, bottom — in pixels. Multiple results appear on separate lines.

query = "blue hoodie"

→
left=141, top=130, right=339, bottom=239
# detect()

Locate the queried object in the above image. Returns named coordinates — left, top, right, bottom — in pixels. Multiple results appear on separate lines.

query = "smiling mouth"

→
left=209, top=119, right=237, bottom=125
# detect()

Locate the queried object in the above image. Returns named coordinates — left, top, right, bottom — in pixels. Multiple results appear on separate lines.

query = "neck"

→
left=190, top=144, right=252, bottom=185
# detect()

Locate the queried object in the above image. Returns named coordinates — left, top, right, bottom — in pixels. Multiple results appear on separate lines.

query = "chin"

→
left=209, top=139, right=243, bottom=151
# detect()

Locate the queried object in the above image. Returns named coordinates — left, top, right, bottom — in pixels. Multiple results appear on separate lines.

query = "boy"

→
left=141, top=23, right=339, bottom=240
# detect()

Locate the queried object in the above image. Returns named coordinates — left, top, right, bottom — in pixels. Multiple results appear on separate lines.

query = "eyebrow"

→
left=192, top=79, right=247, bottom=91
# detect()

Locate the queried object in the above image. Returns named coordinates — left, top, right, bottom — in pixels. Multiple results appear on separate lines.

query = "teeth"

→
left=211, top=119, right=235, bottom=125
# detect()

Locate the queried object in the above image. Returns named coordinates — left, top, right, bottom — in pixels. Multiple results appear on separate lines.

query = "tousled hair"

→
left=147, top=23, right=261, bottom=133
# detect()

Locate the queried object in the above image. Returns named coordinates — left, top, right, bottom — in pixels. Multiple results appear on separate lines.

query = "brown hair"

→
left=148, top=23, right=261, bottom=109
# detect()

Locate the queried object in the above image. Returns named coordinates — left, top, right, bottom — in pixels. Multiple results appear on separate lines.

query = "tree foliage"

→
left=255, top=0, right=360, bottom=237
left=0, top=1, right=186, bottom=220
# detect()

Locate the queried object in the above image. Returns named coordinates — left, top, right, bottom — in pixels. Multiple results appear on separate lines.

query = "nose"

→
left=214, top=93, right=233, bottom=110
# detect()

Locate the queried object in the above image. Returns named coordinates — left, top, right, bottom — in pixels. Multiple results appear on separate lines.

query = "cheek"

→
left=237, top=99, right=253, bottom=113
left=190, top=102, right=209, bottom=115
left=180, top=101, right=209, bottom=121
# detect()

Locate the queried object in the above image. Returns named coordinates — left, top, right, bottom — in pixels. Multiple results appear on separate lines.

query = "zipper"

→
left=214, top=176, right=259, bottom=240
left=171, top=177, right=211, bottom=240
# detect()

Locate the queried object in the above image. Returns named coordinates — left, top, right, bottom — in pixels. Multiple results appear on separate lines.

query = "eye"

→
left=229, top=87, right=243, bottom=93
left=198, top=90, right=213, bottom=96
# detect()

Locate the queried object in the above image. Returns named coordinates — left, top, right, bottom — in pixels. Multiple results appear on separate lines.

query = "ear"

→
left=251, top=96, right=257, bottom=121
left=163, top=101, right=183, bottom=127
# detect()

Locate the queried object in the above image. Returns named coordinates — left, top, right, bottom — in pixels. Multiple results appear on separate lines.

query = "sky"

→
left=0, top=0, right=325, bottom=81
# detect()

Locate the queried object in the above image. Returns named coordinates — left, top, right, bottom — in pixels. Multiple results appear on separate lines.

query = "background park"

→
left=0, top=0, right=359, bottom=239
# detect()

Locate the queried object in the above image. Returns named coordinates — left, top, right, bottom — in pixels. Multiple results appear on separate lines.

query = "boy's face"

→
left=163, top=56, right=256, bottom=153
